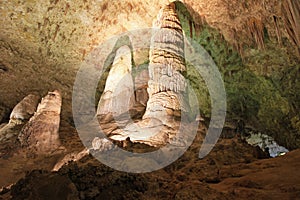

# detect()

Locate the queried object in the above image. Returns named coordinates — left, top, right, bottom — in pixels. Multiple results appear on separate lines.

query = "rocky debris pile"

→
left=10, top=163, right=149, bottom=200
left=52, top=148, right=89, bottom=172
left=7, top=135, right=299, bottom=200
left=10, top=170, right=79, bottom=200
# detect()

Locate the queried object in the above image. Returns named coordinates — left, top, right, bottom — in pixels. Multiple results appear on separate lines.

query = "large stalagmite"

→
left=143, top=2, right=189, bottom=124
left=96, top=45, right=135, bottom=135
left=18, top=90, right=62, bottom=153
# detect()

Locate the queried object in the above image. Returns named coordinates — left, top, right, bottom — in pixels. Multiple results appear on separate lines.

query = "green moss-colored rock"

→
left=175, top=3, right=300, bottom=149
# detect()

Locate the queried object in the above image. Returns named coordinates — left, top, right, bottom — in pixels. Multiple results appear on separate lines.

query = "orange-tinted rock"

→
left=18, top=90, right=62, bottom=153
left=0, top=94, right=40, bottom=142
left=10, top=94, right=40, bottom=122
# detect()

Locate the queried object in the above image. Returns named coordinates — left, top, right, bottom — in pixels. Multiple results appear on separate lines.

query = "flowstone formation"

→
left=18, top=90, right=62, bottom=153
left=95, top=3, right=193, bottom=147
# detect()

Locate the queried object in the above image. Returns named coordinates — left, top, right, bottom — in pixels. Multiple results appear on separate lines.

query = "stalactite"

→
left=282, top=0, right=300, bottom=56
left=273, top=15, right=282, bottom=46
left=174, top=1, right=207, bottom=38
left=232, top=29, right=244, bottom=58
left=247, top=17, right=265, bottom=50
left=189, top=20, right=193, bottom=38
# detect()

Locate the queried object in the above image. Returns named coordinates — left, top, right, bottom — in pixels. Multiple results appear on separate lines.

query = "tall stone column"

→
left=96, top=45, right=135, bottom=135
left=143, top=3, right=190, bottom=127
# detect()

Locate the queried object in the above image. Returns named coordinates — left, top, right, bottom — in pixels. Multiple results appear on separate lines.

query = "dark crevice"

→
left=0, top=64, right=8, bottom=72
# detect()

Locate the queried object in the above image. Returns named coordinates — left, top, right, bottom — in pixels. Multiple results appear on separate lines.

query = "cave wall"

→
left=174, top=1, right=300, bottom=149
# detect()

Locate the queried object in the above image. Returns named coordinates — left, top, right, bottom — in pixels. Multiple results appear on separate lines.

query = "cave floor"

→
left=0, top=122, right=299, bottom=199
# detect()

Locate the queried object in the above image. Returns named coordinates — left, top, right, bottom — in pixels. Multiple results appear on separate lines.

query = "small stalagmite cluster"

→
left=0, top=90, right=63, bottom=154
left=19, top=90, right=62, bottom=153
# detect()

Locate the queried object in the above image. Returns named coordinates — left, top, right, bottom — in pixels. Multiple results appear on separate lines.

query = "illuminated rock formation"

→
left=100, top=3, right=191, bottom=147
left=96, top=45, right=135, bottom=135
left=0, top=94, right=40, bottom=142
left=18, top=90, right=62, bottom=153
left=10, top=94, right=40, bottom=122
left=143, top=2, right=189, bottom=125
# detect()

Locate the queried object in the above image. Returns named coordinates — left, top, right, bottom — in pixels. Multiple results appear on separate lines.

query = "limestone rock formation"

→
left=9, top=94, right=40, bottom=122
left=144, top=3, right=189, bottom=123
left=96, top=45, right=135, bottom=135
left=0, top=94, right=40, bottom=143
left=92, top=137, right=115, bottom=151
left=52, top=148, right=89, bottom=171
left=97, top=3, right=192, bottom=147
left=18, top=90, right=62, bottom=153
left=1, top=0, right=299, bottom=151
left=132, top=68, right=149, bottom=118
left=95, top=45, right=150, bottom=137
left=0, top=1, right=299, bottom=199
